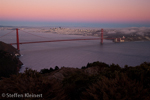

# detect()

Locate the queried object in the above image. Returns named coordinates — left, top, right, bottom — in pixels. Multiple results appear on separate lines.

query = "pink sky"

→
left=0, top=0, right=150, bottom=23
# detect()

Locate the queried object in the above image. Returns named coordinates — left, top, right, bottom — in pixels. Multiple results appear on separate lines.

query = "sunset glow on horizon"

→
left=1, top=0, right=150, bottom=27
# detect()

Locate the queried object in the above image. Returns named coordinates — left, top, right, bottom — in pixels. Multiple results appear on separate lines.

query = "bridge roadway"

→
left=10, top=38, right=115, bottom=45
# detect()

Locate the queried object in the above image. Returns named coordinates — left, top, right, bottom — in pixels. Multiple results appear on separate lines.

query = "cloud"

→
left=105, top=27, right=150, bottom=36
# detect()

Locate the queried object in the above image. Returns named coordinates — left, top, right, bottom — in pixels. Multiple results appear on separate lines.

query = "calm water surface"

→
left=0, top=30, right=150, bottom=72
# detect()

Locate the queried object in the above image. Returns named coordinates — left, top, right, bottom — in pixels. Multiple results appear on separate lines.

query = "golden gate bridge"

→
left=0, top=28, right=122, bottom=51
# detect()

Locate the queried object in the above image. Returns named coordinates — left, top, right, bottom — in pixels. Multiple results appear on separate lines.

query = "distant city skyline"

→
left=0, top=0, right=150, bottom=27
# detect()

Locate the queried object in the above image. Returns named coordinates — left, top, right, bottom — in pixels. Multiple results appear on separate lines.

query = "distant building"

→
left=113, top=36, right=125, bottom=42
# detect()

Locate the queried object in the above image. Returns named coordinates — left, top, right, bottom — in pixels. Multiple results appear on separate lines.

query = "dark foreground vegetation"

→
left=0, top=50, right=22, bottom=79
left=0, top=41, right=22, bottom=79
left=0, top=50, right=150, bottom=100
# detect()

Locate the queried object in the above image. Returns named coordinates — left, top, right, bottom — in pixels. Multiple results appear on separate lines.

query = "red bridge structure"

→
left=12, top=28, right=104, bottom=51
left=0, top=28, right=124, bottom=51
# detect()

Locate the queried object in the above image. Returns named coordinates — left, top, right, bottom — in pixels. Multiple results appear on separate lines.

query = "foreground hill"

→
left=0, top=41, right=20, bottom=56
left=0, top=60, right=150, bottom=100
left=0, top=41, right=23, bottom=78
left=0, top=50, right=23, bottom=79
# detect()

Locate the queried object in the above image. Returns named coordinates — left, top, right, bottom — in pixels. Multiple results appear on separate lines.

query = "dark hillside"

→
left=0, top=41, right=20, bottom=56
left=0, top=41, right=22, bottom=79
left=0, top=50, right=23, bottom=79
left=0, top=61, right=150, bottom=100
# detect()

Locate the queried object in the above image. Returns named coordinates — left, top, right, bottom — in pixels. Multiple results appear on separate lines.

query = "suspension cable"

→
left=20, top=30, right=51, bottom=39
left=0, top=30, right=15, bottom=38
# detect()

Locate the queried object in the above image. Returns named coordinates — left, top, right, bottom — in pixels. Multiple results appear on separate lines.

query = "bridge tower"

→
left=16, top=28, right=20, bottom=51
left=101, top=28, right=103, bottom=44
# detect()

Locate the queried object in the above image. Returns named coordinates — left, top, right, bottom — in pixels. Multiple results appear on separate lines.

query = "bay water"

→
left=0, top=30, right=150, bottom=72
